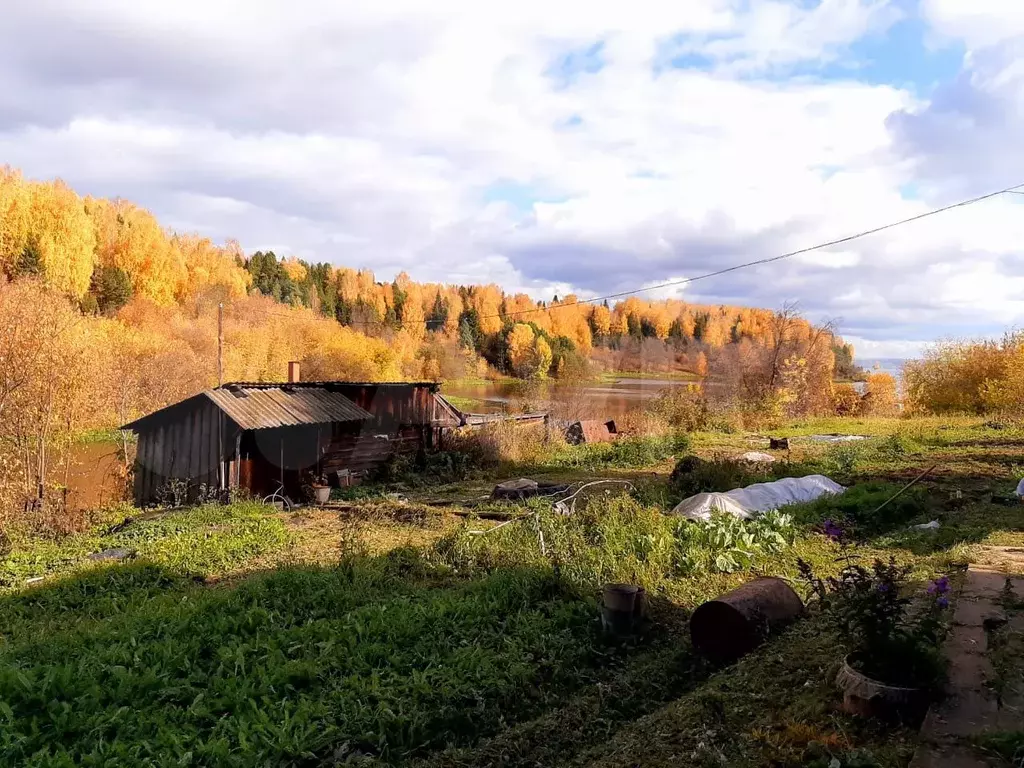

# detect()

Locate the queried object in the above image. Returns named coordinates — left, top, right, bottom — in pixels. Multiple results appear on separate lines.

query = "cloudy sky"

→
left=4, top=0, right=1024, bottom=358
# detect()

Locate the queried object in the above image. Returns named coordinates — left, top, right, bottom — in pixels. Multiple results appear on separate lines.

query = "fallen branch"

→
left=553, top=479, right=636, bottom=515
left=451, top=508, right=521, bottom=521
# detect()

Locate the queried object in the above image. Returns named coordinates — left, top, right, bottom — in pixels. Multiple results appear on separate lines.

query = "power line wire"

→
left=485, top=180, right=1024, bottom=322
left=240, top=180, right=1024, bottom=330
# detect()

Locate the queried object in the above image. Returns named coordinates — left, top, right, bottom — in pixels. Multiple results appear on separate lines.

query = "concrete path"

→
left=911, top=550, right=1024, bottom=767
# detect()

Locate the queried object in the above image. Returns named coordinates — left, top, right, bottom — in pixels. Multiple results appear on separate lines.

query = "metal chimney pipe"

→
left=288, top=361, right=300, bottom=383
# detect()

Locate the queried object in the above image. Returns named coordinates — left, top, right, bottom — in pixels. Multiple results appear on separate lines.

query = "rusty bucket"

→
left=690, top=577, right=804, bottom=663
left=602, top=584, right=642, bottom=634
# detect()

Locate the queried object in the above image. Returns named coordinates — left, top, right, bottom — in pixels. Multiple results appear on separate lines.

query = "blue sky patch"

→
left=546, top=41, right=606, bottom=88
left=816, top=16, right=963, bottom=92
left=482, top=180, right=568, bottom=213
left=653, top=32, right=731, bottom=75
left=899, top=182, right=920, bottom=199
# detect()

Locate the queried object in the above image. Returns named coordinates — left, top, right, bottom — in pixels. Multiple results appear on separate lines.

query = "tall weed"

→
left=436, top=495, right=797, bottom=587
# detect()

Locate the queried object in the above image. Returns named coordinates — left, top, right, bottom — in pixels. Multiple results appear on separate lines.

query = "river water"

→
left=442, top=377, right=698, bottom=420
left=69, top=364, right=907, bottom=508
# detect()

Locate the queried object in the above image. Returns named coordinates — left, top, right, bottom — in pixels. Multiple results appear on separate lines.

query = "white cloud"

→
left=844, top=336, right=929, bottom=360
left=1, top=0, right=1023, bottom=347
left=922, top=0, right=1024, bottom=48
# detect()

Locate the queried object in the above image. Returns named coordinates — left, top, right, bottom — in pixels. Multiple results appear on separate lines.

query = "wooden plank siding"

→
left=130, top=384, right=456, bottom=505
left=132, top=398, right=235, bottom=505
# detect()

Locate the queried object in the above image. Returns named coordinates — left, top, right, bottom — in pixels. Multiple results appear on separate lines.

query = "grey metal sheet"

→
left=204, top=387, right=372, bottom=430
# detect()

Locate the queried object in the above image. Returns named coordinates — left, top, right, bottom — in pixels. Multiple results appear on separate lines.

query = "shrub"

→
left=821, top=443, right=862, bottom=478
left=905, top=331, right=1024, bottom=415
left=799, top=557, right=950, bottom=689
left=669, top=456, right=765, bottom=499
left=861, top=372, right=900, bottom=416
left=650, top=387, right=709, bottom=431
left=832, top=383, right=862, bottom=416
left=789, top=483, right=927, bottom=537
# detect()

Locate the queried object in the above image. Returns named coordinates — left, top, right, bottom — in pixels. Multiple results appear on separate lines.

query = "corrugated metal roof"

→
left=204, top=386, right=372, bottom=429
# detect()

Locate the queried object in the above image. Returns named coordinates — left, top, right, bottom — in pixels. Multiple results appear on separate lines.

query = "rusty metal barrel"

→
left=690, top=577, right=804, bottom=663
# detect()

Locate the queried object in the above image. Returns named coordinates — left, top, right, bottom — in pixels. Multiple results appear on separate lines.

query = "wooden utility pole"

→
left=217, top=302, right=224, bottom=387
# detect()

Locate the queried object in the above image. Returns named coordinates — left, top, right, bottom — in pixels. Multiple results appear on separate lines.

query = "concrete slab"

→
left=947, top=652, right=994, bottom=690
left=909, top=744, right=997, bottom=768
left=913, top=551, right=1024, bottom=767
left=948, top=625, right=988, bottom=656
left=962, top=568, right=1009, bottom=600
left=921, top=690, right=1001, bottom=739
left=954, top=598, right=1005, bottom=629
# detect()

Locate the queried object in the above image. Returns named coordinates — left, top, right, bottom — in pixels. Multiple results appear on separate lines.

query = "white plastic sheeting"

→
left=670, top=475, right=846, bottom=522
left=808, top=434, right=868, bottom=443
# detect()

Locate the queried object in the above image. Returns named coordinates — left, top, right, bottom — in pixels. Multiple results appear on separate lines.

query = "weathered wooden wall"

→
left=133, top=398, right=235, bottom=505
left=330, top=384, right=444, bottom=428
left=132, top=384, right=455, bottom=505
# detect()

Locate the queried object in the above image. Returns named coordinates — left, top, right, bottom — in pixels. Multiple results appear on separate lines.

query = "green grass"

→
left=534, top=433, right=691, bottom=472
left=4, top=414, right=1024, bottom=766
left=975, top=730, right=1024, bottom=764
left=0, top=502, right=290, bottom=589
left=0, top=562, right=610, bottom=766
left=73, top=427, right=135, bottom=444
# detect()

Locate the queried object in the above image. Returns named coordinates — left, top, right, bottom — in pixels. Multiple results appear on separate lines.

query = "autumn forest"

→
left=0, top=166, right=866, bottom=530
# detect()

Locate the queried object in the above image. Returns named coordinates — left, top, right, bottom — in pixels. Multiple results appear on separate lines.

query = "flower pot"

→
left=836, top=654, right=930, bottom=722
left=312, top=485, right=331, bottom=505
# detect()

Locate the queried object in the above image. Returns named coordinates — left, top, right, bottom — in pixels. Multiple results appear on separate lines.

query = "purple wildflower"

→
left=936, top=596, right=950, bottom=609
left=927, top=576, right=951, bottom=595
left=822, top=519, right=844, bottom=541
left=877, top=582, right=891, bottom=593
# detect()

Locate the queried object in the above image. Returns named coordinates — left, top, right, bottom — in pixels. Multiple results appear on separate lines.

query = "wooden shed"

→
left=121, top=379, right=458, bottom=505
left=566, top=419, right=618, bottom=445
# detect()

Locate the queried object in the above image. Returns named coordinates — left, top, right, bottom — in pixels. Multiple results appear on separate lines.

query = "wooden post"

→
left=217, top=303, right=223, bottom=388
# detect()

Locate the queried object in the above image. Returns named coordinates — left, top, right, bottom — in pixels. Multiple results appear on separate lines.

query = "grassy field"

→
left=2, top=416, right=1023, bottom=766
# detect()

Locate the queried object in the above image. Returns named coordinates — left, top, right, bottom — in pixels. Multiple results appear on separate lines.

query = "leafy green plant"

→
left=0, top=564, right=606, bottom=766
left=684, top=514, right=758, bottom=573
left=875, top=431, right=920, bottom=460
left=788, top=483, right=927, bottom=537
left=668, top=456, right=766, bottom=499
left=0, top=503, right=290, bottom=588
left=821, top=443, right=862, bottom=477
left=679, top=511, right=795, bottom=574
